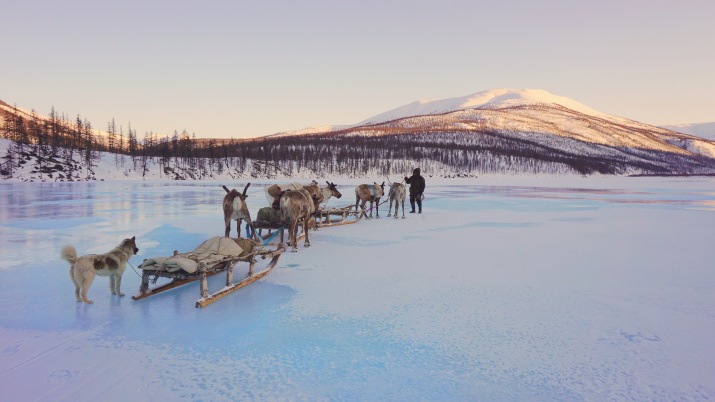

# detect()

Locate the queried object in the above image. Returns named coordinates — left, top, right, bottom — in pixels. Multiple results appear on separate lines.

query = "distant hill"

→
left=660, top=122, right=715, bottom=141
left=269, top=89, right=715, bottom=176
left=3, top=90, right=715, bottom=181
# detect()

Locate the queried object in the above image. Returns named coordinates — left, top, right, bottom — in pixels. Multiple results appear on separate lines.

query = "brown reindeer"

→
left=355, top=182, right=385, bottom=219
left=386, top=182, right=407, bottom=219
left=280, top=189, right=319, bottom=252
left=223, top=183, right=260, bottom=241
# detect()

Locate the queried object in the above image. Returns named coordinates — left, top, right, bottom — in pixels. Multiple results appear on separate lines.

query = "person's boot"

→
left=410, top=210, right=416, bottom=213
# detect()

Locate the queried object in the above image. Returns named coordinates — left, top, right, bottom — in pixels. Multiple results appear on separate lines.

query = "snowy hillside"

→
left=274, top=88, right=715, bottom=161
left=661, top=122, right=715, bottom=141
left=0, top=100, right=116, bottom=143
left=261, top=90, right=715, bottom=177
left=3, top=90, right=715, bottom=180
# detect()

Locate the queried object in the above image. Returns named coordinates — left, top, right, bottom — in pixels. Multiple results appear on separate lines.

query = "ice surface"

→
left=1, top=177, right=714, bottom=400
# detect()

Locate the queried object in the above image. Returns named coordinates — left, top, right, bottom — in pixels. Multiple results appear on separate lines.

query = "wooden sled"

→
left=132, top=242, right=287, bottom=308
left=316, top=204, right=363, bottom=228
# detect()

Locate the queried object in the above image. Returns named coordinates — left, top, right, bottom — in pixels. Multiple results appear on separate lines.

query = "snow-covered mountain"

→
left=3, top=89, right=715, bottom=181
left=660, top=122, right=715, bottom=141
left=353, top=88, right=613, bottom=126
left=273, top=88, right=715, bottom=166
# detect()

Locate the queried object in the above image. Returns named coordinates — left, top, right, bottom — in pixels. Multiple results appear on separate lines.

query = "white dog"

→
left=60, top=237, right=139, bottom=304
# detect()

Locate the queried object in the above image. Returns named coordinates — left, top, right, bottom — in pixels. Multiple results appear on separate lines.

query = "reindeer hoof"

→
left=292, top=247, right=299, bottom=252
left=304, top=243, right=311, bottom=248
left=387, top=213, right=391, bottom=217
left=402, top=216, right=406, bottom=219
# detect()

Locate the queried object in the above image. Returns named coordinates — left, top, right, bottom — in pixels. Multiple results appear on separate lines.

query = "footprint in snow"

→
left=621, top=331, right=661, bottom=343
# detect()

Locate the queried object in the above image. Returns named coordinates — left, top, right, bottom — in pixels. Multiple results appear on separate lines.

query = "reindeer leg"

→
left=387, top=199, right=393, bottom=217
left=225, top=217, right=231, bottom=238
left=303, top=215, right=311, bottom=248
left=291, top=222, right=299, bottom=252
left=402, top=199, right=406, bottom=219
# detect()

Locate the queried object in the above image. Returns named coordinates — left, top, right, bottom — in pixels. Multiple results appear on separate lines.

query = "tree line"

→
left=3, top=104, right=714, bottom=180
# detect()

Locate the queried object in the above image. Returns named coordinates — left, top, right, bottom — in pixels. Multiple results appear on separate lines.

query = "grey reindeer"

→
left=303, top=181, right=343, bottom=229
left=386, top=182, right=407, bottom=219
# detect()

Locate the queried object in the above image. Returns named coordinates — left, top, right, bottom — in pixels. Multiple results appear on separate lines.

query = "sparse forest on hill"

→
left=2, top=100, right=715, bottom=181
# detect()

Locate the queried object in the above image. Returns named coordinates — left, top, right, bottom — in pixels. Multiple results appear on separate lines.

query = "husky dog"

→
left=60, top=237, right=139, bottom=304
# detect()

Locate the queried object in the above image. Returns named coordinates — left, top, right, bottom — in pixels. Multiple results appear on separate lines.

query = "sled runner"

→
left=132, top=236, right=286, bottom=308
left=316, top=204, right=363, bottom=227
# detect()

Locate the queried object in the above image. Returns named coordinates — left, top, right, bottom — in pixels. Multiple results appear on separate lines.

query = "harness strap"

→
left=263, top=218, right=290, bottom=246
left=369, top=185, right=377, bottom=199
left=389, top=183, right=398, bottom=197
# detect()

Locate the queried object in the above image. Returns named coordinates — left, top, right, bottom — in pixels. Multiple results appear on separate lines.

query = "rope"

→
left=128, top=260, right=142, bottom=278
left=363, top=199, right=387, bottom=213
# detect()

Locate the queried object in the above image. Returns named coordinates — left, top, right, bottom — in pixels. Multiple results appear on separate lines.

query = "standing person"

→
left=404, top=168, right=426, bottom=214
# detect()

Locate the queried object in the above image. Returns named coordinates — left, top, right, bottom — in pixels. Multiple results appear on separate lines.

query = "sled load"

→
left=132, top=236, right=286, bottom=308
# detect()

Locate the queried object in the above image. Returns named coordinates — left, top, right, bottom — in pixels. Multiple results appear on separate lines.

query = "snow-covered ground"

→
left=1, top=177, right=714, bottom=400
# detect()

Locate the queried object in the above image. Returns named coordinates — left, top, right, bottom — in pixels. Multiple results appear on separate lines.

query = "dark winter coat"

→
left=404, top=169, right=425, bottom=195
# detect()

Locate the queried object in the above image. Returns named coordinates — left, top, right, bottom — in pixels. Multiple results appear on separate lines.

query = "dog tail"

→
left=61, top=245, right=78, bottom=265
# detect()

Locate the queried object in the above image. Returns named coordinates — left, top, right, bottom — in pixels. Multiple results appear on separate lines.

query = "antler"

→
left=222, top=185, right=230, bottom=193
left=242, top=183, right=251, bottom=197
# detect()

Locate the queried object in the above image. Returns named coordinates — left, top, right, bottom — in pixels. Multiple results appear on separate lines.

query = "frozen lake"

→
left=1, top=177, right=714, bottom=400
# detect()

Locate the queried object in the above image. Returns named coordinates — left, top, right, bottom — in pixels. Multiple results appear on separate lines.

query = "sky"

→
left=2, top=0, right=714, bottom=139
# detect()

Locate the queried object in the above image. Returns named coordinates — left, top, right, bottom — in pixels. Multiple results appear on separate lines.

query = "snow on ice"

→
left=1, top=177, right=714, bottom=400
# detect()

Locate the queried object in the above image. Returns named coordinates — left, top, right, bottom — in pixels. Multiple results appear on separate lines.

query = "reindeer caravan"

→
left=133, top=177, right=411, bottom=308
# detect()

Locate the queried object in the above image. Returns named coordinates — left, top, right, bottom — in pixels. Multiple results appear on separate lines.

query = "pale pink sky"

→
left=2, top=0, right=713, bottom=138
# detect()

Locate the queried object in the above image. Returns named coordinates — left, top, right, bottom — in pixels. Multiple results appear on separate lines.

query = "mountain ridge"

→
left=3, top=90, right=715, bottom=180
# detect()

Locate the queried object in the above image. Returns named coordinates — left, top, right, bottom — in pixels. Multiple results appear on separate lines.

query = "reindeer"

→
left=223, top=183, right=260, bottom=241
left=304, top=181, right=343, bottom=228
left=355, top=182, right=385, bottom=219
left=264, top=182, right=303, bottom=205
left=280, top=189, right=319, bottom=252
left=386, top=182, right=406, bottom=219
